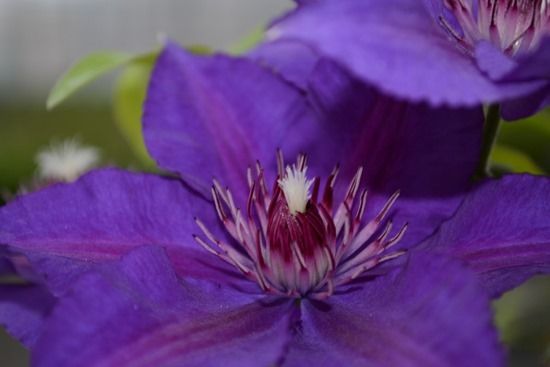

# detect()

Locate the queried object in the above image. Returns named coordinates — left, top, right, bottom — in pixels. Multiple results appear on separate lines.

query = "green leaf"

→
left=227, top=26, right=265, bottom=55
left=112, top=53, right=158, bottom=168
left=490, top=144, right=545, bottom=175
left=187, top=44, right=212, bottom=55
left=497, top=110, right=550, bottom=173
left=47, top=52, right=134, bottom=110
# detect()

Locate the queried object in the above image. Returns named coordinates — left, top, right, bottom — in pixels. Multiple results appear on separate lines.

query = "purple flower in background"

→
left=271, top=0, right=550, bottom=120
left=0, top=42, right=549, bottom=366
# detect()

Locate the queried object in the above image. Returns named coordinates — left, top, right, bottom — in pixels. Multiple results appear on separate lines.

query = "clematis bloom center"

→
left=194, top=153, right=407, bottom=299
left=441, top=0, right=550, bottom=55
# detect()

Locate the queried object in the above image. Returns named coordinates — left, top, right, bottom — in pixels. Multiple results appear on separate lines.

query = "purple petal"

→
left=0, top=284, right=56, bottom=348
left=24, top=247, right=257, bottom=297
left=34, top=246, right=293, bottom=367
left=308, top=60, right=482, bottom=194
left=474, top=41, right=518, bottom=80
left=282, top=251, right=504, bottom=367
left=423, top=174, right=550, bottom=298
left=497, top=37, right=550, bottom=119
left=248, top=39, right=320, bottom=89
left=0, top=257, right=14, bottom=276
left=0, top=168, right=241, bottom=292
left=307, top=60, right=483, bottom=250
left=271, top=0, right=542, bottom=106
left=143, top=41, right=320, bottom=200
left=501, top=86, right=550, bottom=121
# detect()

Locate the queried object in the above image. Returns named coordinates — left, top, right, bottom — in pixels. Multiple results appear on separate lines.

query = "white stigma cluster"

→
left=278, top=164, right=313, bottom=215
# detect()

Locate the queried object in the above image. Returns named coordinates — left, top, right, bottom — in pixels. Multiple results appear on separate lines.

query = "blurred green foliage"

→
left=0, top=103, right=144, bottom=194
left=47, top=52, right=134, bottom=110
left=496, top=111, right=550, bottom=174
left=113, top=53, right=158, bottom=168
left=227, top=26, right=264, bottom=55
left=494, top=276, right=550, bottom=366
left=492, top=145, right=544, bottom=175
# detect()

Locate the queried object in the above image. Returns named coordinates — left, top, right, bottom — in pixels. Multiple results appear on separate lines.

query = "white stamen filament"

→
left=443, top=0, right=550, bottom=55
left=278, top=165, right=313, bottom=214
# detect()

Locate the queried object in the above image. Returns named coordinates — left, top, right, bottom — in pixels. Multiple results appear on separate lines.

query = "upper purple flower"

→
left=270, top=0, right=550, bottom=120
left=0, top=42, right=549, bottom=366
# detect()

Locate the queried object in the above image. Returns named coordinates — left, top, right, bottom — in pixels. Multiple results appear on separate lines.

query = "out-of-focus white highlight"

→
left=35, top=138, right=100, bottom=182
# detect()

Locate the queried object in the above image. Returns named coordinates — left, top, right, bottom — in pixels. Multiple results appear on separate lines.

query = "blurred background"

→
left=0, top=0, right=549, bottom=366
left=0, top=0, right=292, bottom=193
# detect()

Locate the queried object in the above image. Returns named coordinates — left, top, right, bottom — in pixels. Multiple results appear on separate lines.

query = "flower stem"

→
left=475, top=104, right=501, bottom=179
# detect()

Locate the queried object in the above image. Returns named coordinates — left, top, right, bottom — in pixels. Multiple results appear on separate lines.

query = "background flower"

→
left=270, top=0, right=550, bottom=120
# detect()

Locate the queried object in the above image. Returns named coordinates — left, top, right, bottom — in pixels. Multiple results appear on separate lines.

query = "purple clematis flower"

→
left=270, top=0, right=550, bottom=120
left=1, top=42, right=549, bottom=366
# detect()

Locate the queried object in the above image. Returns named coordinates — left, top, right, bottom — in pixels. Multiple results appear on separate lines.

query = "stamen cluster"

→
left=194, top=153, right=407, bottom=299
left=442, top=0, right=550, bottom=55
